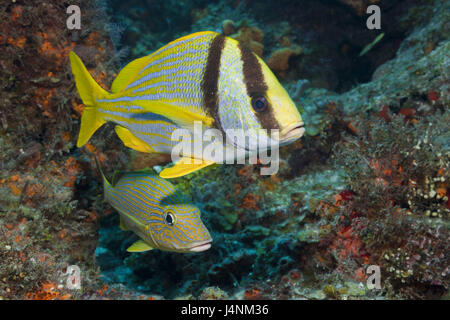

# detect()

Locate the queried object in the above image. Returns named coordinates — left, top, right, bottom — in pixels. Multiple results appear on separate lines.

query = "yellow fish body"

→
left=95, top=158, right=212, bottom=253
left=70, top=31, right=304, bottom=178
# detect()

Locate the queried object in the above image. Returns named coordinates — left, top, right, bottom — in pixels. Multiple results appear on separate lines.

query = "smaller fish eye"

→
left=164, top=210, right=176, bottom=226
left=251, top=96, right=268, bottom=113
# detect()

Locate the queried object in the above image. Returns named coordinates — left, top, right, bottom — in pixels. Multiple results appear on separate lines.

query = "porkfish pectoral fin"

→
left=137, top=101, right=215, bottom=129
left=115, top=126, right=154, bottom=153
left=159, top=158, right=215, bottom=179
left=127, top=240, right=154, bottom=252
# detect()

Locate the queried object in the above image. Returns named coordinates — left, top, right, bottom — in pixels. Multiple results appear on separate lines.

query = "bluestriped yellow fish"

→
left=70, top=31, right=304, bottom=178
left=96, top=159, right=212, bottom=253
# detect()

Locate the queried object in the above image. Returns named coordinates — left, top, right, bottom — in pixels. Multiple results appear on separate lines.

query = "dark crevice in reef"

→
left=252, top=0, right=410, bottom=92
left=107, top=0, right=413, bottom=93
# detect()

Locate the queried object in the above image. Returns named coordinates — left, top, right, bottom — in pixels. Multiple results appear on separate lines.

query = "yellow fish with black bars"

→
left=70, top=31, right=305, bottom=178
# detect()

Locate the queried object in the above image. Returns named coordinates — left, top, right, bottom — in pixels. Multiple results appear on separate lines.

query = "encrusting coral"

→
left=266, top=46, right=303, bottom=74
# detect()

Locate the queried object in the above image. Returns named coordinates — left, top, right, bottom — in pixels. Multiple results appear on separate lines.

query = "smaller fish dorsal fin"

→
left=111, top=170, right=123, bottom=187
left=111, top=56, right=151, bottom=93
left=111, top=168, right=155, bottom=187
left=127, top=240, right=154, bottom=252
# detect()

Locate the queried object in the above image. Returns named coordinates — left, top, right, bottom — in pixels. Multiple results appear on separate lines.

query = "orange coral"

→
left=37, top=31, right=75, bottom=65
left=354, top=267, right=366, bottom=282
left=61, top=132, right=72, bottom=144
left=235, top=183, right=242, bottom=196
left=240, top=193, right=260, bottom=210
left=59, top=229, right=67, bottom=240
left=244, top=288, right=261, bottom=300
left=266, top=46, right=302, bottom=73
left=289, top=269, right=301, bottom=280
left=436, top=188, right=447, bottom=198
left=8, top=175, right=23, bottom=196
left=10, top=5, right=23, bottom=21
left=9, top=184, right=22, bottom=196
left=34, top=88, right=56, bottom=117
left=85, top=210, right=100, bottom=222
left=7, top=37, right=26, bottom=48
left=346, top=121, right=358, bottom=135
left=231, top=26, right=264, bottom=57
left=237, top=165, right=253, bottom=177
left=72, top=101, right=85, bottom=116
left=63, top=157, right=82, bottom=188
left=24, top=182, right=44, bottom=198
left=9, top=175, right=21, bottom=182
left=330, top=225, right=367, bottom=268
left=26, top=282, right=70, bottom=300
left=85, top=143, right=97, bottom=154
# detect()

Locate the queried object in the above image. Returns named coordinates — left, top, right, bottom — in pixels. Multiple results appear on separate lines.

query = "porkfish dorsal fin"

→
left=127, top=240, right=154, bottom=252
left=115, top=126, right=155, bottom=153
left=159, top=158, right=215, bottom=179
left=111, top=56, right=151, bottom=93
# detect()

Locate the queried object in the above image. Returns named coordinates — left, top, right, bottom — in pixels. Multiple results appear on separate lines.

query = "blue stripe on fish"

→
left=131, top=80, right=198, bottom=93
left=98, top=91, right=202, bottom=104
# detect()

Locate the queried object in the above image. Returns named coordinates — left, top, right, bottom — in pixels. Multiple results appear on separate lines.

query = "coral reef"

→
left=317, top=112, right=449, bottom=298
left=1, top=0, right=448, bottom=300
left=0, top=0, right=129, bottom=299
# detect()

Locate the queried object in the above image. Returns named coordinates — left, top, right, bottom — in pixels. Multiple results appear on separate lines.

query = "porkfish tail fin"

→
left=69, top=51, right=108, bottom=147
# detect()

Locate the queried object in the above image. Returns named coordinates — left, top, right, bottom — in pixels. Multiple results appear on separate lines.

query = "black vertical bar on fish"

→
left=238, top=44, right=268, bottom=95
left=238, top=43, right=279, bottom=130
left=202, top=34, right=226, bottom=129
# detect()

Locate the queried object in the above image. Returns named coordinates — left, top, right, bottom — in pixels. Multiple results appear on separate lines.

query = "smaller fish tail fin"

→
left=69, top=51, right=108, bottom=147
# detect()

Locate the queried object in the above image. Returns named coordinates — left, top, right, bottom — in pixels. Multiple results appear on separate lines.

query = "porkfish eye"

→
left=251, top=95, right=269, bottom=113
left=164, top=210, right=176, bottom=226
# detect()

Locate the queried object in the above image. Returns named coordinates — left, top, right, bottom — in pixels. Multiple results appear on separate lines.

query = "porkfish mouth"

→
left=187, top=240, right=212, bottom=252
left=279, top=122, right=305, bottom=144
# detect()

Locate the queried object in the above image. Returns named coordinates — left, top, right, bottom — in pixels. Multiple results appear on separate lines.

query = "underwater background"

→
left=0, top=0, right=448, bottom=300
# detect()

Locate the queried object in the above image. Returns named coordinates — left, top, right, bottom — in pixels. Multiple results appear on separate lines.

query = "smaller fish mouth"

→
left=188, top=240, right=212, bottom=252
left=280, top=122, right=305, bottom=142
